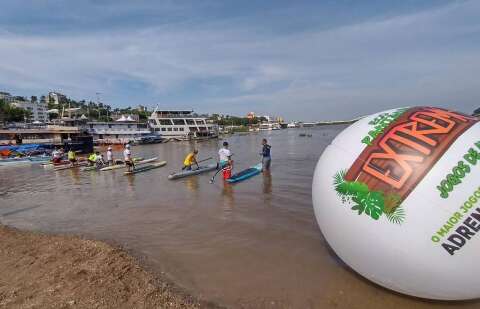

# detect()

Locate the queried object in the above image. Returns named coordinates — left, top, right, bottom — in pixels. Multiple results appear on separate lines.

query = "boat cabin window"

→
left=179, top=128, right=184, bottom=131
left=167, top=128, right=172, bottom=131
left=172, top=119, right=186, bottom=125
left=195, top=119, right=206, bottom=125
left=161, top=128, right=166, bottom=131
left=138, top=124, right=147, bottom=129
left=173, top=128, right=178, bottom=131
left=186, top=119, right=195, bottom=125
left=108, top=124, right=112, bottom=128
left=159, top=119, right=173, bottom=125
left=148, top=119, right=157, bottom=125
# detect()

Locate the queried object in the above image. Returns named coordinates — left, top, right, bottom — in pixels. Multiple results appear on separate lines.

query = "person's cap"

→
left=223, top=141, right=229, bottom=146
left=126, top=144, right=130, bottom=148
left=194, top=149, right=198, bottom=153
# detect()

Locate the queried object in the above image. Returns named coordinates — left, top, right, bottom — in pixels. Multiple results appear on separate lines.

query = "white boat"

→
left=259, top=122, right=281, bottom=131
left=148, top=109, right=218, bottom=140
left=84, top=121, right=152, bottom=145
left=287, top=122, right=298, bottom=128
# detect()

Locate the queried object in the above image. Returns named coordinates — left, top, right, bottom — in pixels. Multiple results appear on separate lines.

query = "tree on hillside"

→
left=0, top=99, right=32, bottom=124
left=474, top=107, right=480, bottom=116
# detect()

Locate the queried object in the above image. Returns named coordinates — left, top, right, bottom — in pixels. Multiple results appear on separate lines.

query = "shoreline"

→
left=0, top=224, right=220, bottom=308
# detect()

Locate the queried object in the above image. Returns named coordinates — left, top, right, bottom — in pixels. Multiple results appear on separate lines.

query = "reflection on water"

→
left=1, top=126, right=479, bottom=308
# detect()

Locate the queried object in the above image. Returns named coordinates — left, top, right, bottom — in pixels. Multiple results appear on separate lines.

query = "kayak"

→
left=226, top=163, right=263, bottom=183
left=124, top=161, right=167, bottom=175
left=168, top=163, right=222, bottom=180
left=100, top=157, right=157, bottom=171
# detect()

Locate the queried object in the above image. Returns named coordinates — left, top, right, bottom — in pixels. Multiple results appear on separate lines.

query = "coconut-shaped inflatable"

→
left=312, top=106, right=480, bottom=300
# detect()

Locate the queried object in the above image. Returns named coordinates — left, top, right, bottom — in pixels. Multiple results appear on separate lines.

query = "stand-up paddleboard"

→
left=81, top=165, right=104, bottom=172
left=100, top=157, right=157, bottom=171
left=226, top=163, right=262, bottom=183
left=54, top=161, right=89, bottom=171
left=168, top=163, right=223, bottom=180
left=124, top=161, right=166, bottom=175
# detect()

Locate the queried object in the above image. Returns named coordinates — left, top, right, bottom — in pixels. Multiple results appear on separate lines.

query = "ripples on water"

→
left=1, top=126, right=478, bottom=308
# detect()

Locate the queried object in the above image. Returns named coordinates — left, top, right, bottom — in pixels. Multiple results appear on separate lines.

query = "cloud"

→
left=0, top=0, right=478, bottom=120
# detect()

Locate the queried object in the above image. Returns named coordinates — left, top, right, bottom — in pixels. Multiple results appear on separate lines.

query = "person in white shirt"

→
left=51, top=148, right=62, bottom=163
left=218, top=141, right=232, bottom=167
left=218, top=142, right=232, bottom=165
left=106, top=146, right=114, bottom=166
left=123, top=144, right=134, bottom=172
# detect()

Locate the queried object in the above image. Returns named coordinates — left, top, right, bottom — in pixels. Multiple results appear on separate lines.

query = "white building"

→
left=0, top=92, right=14, bottom=103
left=48, top=92, right=67, bottom=105
left=11, top=99, right=49, bottom=123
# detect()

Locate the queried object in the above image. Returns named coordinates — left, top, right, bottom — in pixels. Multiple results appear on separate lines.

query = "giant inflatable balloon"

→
left=312, top=106, right=480, bottom=300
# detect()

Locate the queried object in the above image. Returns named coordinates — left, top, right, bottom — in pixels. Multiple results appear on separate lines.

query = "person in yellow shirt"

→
left=182, top=149, right=199, bottom=171
left=67, top=149, right=77, bottom=167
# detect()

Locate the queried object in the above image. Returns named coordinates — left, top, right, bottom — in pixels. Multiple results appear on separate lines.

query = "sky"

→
left=0, top=0, right=479, bottom=121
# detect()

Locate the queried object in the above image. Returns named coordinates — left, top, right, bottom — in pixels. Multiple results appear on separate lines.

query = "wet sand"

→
left=0, top=224, right=217, bottom=309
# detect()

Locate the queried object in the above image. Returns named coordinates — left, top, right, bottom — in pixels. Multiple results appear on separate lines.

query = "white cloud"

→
left=0, top=0, right=479, bottom=120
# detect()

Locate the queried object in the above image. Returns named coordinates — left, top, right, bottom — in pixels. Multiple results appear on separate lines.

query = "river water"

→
left=0, top=126, right=478, bottom=308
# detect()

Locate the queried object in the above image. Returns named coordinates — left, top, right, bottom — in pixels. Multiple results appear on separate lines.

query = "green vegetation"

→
left=210, top=114, right=267, bottom=126
left=0, top=99, right=32, bottom=124
left=47, top=98, right=149, bottom=122
left=333, top=170, right=405, bottom=224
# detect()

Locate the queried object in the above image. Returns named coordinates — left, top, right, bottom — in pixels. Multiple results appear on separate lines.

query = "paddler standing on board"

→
left=261, top=138, right=271, bottom=171
left=123, top=144, right=134, bottom=172
left=106, top=146, right=114, bottom=166
left=182, top=149, right=199, bottom=171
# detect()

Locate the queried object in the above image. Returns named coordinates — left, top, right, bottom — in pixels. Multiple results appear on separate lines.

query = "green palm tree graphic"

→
left=333, top=170, right=405, bottom=224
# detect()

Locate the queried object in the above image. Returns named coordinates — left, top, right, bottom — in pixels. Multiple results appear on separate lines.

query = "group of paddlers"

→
left=181, top=138, right=272, bottom=180
left=51, top=144, right=136, bottom=172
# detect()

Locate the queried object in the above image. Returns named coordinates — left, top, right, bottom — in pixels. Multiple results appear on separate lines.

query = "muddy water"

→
left=0, top=126, right=478, bottom=308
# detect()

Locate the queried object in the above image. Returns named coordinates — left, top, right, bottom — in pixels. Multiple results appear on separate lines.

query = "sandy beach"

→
left=0, top=224, right=219, bottom=309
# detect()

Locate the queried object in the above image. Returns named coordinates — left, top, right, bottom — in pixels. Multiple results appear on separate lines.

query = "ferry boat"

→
left=287, top=122, right=298, bottom=128
left=259, top=122, right=281, bottom=131
left=148, top=109, right=218, bottom=140
left=85, top=120, right=152, bottom=145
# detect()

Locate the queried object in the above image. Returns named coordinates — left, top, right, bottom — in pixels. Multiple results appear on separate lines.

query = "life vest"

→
left=88, top=153, right=96, bottom=162
left=222, top=162, right=233, bottom=180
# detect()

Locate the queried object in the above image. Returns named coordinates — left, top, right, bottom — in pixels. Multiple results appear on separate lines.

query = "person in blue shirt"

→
left=261, top=138, right=271, bottom=171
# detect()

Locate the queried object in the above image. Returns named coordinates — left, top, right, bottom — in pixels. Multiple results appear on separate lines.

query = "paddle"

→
left=209, top=166, right=224, bottom=184
left=209, top=155, right=233, bottom=184
left=196, top=157, right=213, bottom=164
